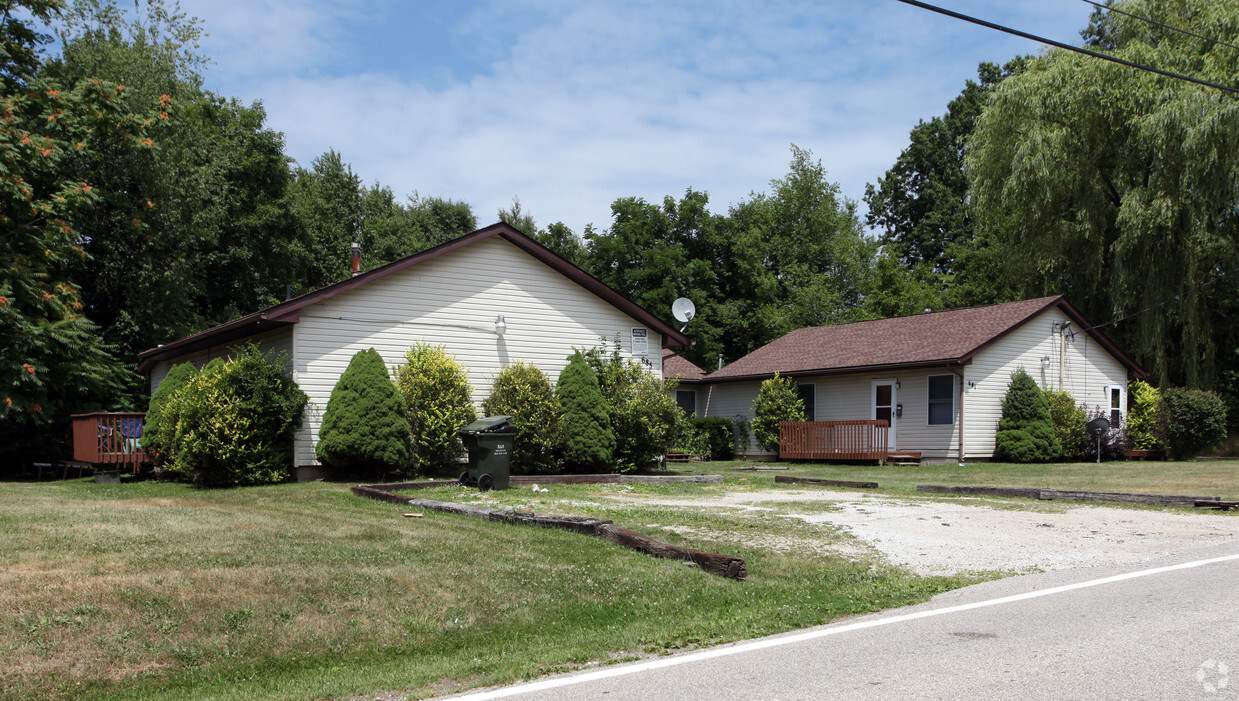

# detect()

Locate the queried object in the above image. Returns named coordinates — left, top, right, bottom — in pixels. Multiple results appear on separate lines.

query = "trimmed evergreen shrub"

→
left=686, top=416, right=735, bottom=459
left=1157, top=387, right=1227, bottom=459
left=141, top=362, right=197, bottom=457
left=1043, top=388, right=1086, bottom=460
left=1126, top=379, right=1165, bottom=450
left=993, top=368, right=1060, bottom=463
left=482, top=362, right=562, bottom=474
left=317, top=348, right=412, bottom=478
left=556, top=350, right=615, bottom=471
left=394, top=343, right=477, bottom=474
left=165, top=347, right=308, bottom=487
left=751, top=373, right=806, bottom=453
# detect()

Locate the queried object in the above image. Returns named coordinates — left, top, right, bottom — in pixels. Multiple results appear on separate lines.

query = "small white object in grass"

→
left=531, top=484, right=539, bottom=492
left=540, top=488, right=549, bottom=493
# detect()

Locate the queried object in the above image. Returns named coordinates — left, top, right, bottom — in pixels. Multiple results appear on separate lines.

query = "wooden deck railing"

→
left=779, top=420, right=890, bottom=461
left=71, top=412, right=148, bottom=472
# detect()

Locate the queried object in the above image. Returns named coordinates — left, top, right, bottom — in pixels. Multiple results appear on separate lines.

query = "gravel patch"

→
left=615, top=490, right=1239, bottom=576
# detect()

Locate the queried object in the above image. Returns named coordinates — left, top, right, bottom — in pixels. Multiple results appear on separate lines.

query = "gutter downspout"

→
left=952, top=367, right=965, bottom=466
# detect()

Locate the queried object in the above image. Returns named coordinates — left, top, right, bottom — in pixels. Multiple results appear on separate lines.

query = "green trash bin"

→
left=457, top=415, right=518, bottom=491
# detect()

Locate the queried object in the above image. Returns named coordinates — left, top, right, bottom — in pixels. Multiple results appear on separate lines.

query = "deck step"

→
left=888, top=451, right=921, bottom=466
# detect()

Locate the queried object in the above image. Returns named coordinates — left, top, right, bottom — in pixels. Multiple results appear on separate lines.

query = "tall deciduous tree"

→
left=0, top=0, right=161, bottom=469
left=967, top=0, right=1239, bottom=389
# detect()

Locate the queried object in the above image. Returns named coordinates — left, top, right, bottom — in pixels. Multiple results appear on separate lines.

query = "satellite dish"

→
left=671, top=297, right=696, bottom=323
left=1086, top=416, right=1110, bottom=435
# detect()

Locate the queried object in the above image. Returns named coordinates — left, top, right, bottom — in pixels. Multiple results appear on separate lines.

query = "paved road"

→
left=446, top=543, right=1239, bottom=700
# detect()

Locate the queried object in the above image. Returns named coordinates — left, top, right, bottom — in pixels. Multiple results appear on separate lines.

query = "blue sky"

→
left=170, top=0, right=1097, bottom=235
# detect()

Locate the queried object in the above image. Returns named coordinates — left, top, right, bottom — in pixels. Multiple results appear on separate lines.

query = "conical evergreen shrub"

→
left=556, top=351, right=614, bottom=471
left=993, top=368, right=1060, bottom=462
left=317, top=348, right=412, bottom=477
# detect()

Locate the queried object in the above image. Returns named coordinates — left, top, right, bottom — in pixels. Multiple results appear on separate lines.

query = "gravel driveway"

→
left=617, top=489, right=1239, bottom=576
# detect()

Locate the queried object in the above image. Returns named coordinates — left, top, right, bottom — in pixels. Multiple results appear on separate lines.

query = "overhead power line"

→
left=894, top=0, right=1239, bottom=95
left=1080, top=0, right=1239, bottom=54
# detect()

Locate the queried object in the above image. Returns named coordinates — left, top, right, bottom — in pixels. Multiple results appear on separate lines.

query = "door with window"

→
left=872, top=379, right=897, bottom=450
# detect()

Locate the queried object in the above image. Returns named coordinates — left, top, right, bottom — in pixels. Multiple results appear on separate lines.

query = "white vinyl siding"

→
left=962, top=307, right=1129, bottom=459
left=291, top=237, right=662, bottom=466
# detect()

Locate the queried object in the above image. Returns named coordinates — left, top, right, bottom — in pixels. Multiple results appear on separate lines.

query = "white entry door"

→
left=872, top=379, right=897, bottom=450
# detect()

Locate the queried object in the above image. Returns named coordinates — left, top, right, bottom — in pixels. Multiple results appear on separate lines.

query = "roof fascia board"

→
left=706, top=359, right=969, bottom=384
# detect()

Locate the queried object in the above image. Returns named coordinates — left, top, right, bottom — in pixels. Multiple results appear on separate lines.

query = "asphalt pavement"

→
left=444, top=542, right=1239, bottom=701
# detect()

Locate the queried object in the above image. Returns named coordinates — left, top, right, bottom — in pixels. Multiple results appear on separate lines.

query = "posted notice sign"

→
left=631, top=327, right=648, bottom=355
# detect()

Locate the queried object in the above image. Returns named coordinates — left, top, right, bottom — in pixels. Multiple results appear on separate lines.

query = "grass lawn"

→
left=0, top=478, right=977, bottom=701
left=682, top=458, right=1239, bottom=500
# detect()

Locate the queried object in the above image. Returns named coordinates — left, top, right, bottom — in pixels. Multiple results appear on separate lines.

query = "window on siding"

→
left=1109, top=385, right=1123, bottom=427
left=797, top=383, right=816, bottom=421
left=928, top=375, right=955, bottom=425
left=676, top=389, right=697, bottom=417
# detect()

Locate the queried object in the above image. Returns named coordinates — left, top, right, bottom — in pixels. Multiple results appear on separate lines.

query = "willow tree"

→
left=966, top=0, right=1239, bottom=388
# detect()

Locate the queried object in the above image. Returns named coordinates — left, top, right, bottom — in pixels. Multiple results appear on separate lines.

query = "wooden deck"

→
left=71, top=412, right=149, bottom=473
left=779, top=420, right=891, bottom=461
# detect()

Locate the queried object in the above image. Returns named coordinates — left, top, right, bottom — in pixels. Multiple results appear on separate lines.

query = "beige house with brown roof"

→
left=138, top=223, right=689, bottom=474
left=683, top=297, right=1144, bottom=463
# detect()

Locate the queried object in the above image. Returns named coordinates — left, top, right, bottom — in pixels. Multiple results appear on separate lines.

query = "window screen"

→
left=797, top=384, right=815, bottom=421
left=928, top=375, right=954, bottom=425
left=676, top=389, right=696, bottom=417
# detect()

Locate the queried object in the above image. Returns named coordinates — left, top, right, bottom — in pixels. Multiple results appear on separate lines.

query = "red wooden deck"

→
left=779, top=420, right=891, bottom=461
left=71, top=412, right=149, bottom=473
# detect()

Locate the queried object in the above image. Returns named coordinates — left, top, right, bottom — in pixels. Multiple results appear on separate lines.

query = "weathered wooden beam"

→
left=776, top=475, right=878, bottom=489
left=1195, top=500, right=1238, bottom=510
left=1039, top=490, right=1220, bottom=508
left=917, top=485, right=1046, bottom=500
left=596, top=524, right=747, bottom=580
left=508, top=474, right=723, bottom=485
left=730, top=466, right=790, bottom=471
left=353, top=487, right=747, bottom=579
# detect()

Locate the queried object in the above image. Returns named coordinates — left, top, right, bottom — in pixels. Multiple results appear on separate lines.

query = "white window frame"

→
left=927, top=374, right=955, bottom=426
left=1105, top=384, right=1125, bottom=429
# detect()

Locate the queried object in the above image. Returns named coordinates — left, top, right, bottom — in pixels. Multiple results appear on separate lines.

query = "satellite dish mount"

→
left=671, top=297, right=696, bottom=332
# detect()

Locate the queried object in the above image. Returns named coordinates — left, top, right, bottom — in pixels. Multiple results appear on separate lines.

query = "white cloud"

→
left=173, top=0, right=1095, bottom=234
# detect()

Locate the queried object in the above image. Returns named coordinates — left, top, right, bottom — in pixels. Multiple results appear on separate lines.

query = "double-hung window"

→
left=927, top=375, right=955, bottom=425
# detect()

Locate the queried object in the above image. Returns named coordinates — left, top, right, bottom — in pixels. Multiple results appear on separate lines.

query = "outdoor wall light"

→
left=495, top=314, right=507, bottom=335
left=895, top=379, right=901, bottom=389
left=1041, top=354, right=1052, bottom=367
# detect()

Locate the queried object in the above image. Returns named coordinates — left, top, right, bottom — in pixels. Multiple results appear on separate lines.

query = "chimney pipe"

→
left=351, top=242, right=361, bottom=277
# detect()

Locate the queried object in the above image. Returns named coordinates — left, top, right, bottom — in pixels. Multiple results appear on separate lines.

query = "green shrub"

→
left=751, top=373, right=806, bottom=453
left=1043, top=388, right=1086, bottom=460
left=482, top=362, right=562, bottom=474
left=394, top=343, right=477, bottom=474
left=556, top=350, right=615, bottom=471
left=141, top=362, right=198, bottom=457
left=165, top=347, right=308, bottom=487
left=578, top=339, right=681, bottom=472
left=316, top=348, right=412, bottom=478
left=1081, top=406, right=1131, bottom=461
left=685, top=416, right=735, bottom=460
left=1126, top=379, right=1165, bottom=450
left=156, top=357, right=225, bottom=465
left=993, top=368, right=1060, bottom=463
left=1157, top=387, right=1227, bottom=459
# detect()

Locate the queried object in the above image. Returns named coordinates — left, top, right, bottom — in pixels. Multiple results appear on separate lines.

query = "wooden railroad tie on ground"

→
left=1195, top=500, right=1238, bottom=511
left=351, top=484, right=746, bottom=580
left=775, top=475, right=878, bottom=489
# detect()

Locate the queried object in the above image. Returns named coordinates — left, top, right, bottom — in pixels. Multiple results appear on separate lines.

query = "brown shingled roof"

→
left=662, top=349, right=707, bottom=383
left=708, top=296, right=1144, bottom=382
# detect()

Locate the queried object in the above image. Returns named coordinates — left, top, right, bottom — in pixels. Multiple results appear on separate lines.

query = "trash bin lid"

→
left=458, top=415, right=515, bottom=434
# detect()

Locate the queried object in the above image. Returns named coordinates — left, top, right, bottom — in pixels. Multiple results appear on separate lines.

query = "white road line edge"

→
left=447, top=551, right=1239, bottom=700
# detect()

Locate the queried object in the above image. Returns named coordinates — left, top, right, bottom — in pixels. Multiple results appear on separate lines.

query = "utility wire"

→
left=894, top=0, right=1239, bottom=95
left=1080, top=266, right=1237, bottom=335
left=1080, top=0, right=1239, bottom=54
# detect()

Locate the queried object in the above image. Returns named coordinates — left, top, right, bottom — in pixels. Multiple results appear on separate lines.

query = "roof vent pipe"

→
left=351, top=242, right=361, bottom=277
